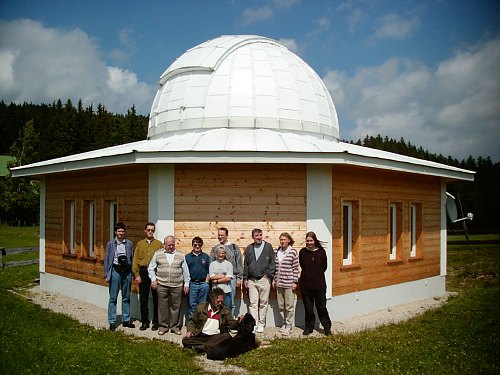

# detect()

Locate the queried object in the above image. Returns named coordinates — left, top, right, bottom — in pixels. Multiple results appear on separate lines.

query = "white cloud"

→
left=278, top=38, right=299, bottom=53
left=346, top=7, right=365, bottom=34
left=323, top=37, right=500, bottom=161
left=105, top=67, right=153, bottom=112
left=241, top=6, right=274, bottom=25
left=0, top=19, right=155, bottom=115
left=109, top=28, right=138, bottom=64
left=374, top=14, right=420, bottom=40
left=241, top=0, right=300, bottom=26
left=273, top=0, right=300, bottom=9
left=0, top=50, right=16, bottom=90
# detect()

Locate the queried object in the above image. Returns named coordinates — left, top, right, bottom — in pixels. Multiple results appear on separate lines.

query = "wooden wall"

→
left=42, top=162, right=443, bottom=298
left=332, top=165, right=442, bottom=295
left=45, top=165, right=148, bottom=285
left=174, top=163, right=308, bottom=252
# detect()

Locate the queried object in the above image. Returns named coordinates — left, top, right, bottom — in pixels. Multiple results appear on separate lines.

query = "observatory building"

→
left=12, top=35, right=473, bottom=324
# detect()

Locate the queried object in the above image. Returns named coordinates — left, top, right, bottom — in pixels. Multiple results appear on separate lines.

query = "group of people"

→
left=103, top=222, right=332, bottom=342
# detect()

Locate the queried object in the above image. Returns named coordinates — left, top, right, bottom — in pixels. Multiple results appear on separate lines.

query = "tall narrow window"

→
left=389, top=202, right=402, bottom=261
left=108, top=201, right=118, bottom=241
left=82, top=200, right=95, bottom=258
left=89, top=201, right=95, bottom=257
left=389, top=204, right=396, bottom=260
left=410, top=203, right=423, bottom=258
left=342, top=200, right=360, bottom=267
left=64, top=200, right=76, bottom=255
left=343, top=202, right=353, bottom=265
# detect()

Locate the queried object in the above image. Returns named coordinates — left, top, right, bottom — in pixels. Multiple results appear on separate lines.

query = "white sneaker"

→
left=279, top=325, right=287, bottom=333
left=255, top=325, right=264, bottom=333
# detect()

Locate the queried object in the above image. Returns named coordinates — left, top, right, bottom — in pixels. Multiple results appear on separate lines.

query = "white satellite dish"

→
left=446, top=192, right=473, bottom=223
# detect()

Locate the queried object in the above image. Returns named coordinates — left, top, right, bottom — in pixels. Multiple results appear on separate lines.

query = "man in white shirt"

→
left=148, top=235, right=190, bottom=335
left=182, top=288, right=241, bottom=353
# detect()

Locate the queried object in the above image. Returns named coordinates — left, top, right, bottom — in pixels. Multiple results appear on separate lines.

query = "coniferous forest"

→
left=0, top=100, right=498, bottom=233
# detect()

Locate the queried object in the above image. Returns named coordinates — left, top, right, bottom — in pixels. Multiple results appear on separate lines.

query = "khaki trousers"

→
left=157, top=284, right=183, bottom=329
left=247, top=277, right=271, bottom=326
left=276, top=287, right=295, bottom=328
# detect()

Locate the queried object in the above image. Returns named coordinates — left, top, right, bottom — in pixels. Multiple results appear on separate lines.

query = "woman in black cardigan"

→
left=299, top=231, right=332, bottom=336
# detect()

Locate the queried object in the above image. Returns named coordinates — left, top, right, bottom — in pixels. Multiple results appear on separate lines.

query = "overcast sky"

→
left=1, top=0, right=499, bottom=161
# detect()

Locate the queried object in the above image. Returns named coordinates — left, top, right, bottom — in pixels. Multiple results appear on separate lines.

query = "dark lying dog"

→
left=207, top=313, right=259, bottom=360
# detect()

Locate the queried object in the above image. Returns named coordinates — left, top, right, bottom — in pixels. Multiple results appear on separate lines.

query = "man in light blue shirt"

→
left=104, top=222, right=135, bottom=331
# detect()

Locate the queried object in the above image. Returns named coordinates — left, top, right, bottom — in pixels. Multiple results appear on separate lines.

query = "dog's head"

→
left=239, top=313, right=256, bottom=333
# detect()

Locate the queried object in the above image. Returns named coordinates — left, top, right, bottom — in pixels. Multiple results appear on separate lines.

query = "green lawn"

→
left=448, top=233, right=500, bottom=241
left=0, top=225, right=39, bottom=248
left=226, top=243, right=500, bottom=374
left=0, top=266, right=203, bottom=374
left=0, top=228, right=498, bottom=374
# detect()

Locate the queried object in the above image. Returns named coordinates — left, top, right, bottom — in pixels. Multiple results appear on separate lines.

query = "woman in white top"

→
left=209, top=245, right=234, bottom=310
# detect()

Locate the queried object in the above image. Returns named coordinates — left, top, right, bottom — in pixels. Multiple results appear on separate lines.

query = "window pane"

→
left=343, top=204, right=349, bottom=260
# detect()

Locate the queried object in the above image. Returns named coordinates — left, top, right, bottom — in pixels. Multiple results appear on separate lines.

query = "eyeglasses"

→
left=165, top=243, right=175, bottom=247
left=193, top=243, right=202, bottom=247
left=146, top=229, right=155, bottom=232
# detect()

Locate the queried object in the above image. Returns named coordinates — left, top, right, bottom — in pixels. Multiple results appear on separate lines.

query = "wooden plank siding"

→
left=332, top=165, right=442, bottom=295
left=174, top=163, right=308, bottom=301
left=41, top=162, right=443, bottom=299
left=174, top=163, right=308, bottom=251
left=44, top=166, right=149, bottom=285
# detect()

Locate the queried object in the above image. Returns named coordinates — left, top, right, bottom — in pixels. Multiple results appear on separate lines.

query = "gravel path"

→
left=22, top=286, right=453, bottom=374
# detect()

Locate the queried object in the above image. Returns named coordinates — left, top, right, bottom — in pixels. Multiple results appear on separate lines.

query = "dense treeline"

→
left=0, top=100, right=148, bottom=225
left=0, top=101, right=498, bottom=233
left=349, top=135, right=500, bottom=233
left=0, top=99, right=148, bottom=161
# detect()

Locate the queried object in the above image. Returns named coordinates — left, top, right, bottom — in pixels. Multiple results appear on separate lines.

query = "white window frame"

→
left=109, top=201, right=117, bottom=240
left=410, top=204, right=417, bottom=258
left=389, top=203, right=397, bottom=260
left=69, top=201, right=75, bottom=255
left=89, top=202, right=95, bottom=257
left=342, top=202, right=353, bottom=266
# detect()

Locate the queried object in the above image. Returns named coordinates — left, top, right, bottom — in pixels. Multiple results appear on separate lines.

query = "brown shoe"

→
left=158, top=327, right=167, bottom=335
left=170, top=327, right=181, bottom=335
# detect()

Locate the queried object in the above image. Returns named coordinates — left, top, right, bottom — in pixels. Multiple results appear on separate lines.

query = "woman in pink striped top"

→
left=272, top=232, right=299, bottom=336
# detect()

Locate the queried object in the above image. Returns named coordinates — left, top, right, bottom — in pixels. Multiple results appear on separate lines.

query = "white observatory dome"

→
left=148, top=35, right=339, bottom=142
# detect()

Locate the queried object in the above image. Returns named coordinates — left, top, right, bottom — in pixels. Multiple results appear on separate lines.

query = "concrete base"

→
left=39, top=272, right=445, bottom=326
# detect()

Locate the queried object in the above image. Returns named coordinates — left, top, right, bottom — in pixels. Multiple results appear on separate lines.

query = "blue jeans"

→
left=188, top=281, right=210, bottom=318
left=230, top=278, right=239, bottom=313
left=107, top=267, right=132, bottom=324
left=224, top=292, right=232, bottom=311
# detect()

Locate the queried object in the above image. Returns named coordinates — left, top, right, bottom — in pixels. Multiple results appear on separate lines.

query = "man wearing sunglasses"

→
left=132, top=222, right=162, bottom=331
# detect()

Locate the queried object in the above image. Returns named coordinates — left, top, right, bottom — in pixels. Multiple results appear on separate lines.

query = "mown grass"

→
left=0, top=265, right=202, bottom=374
left=0, top=229, right=498, bottom=374
left=448, top=233, right=500, bottom=241
left=225, top=243, right=500, bottom=374
left=0, top=225, right=39, bottom=248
